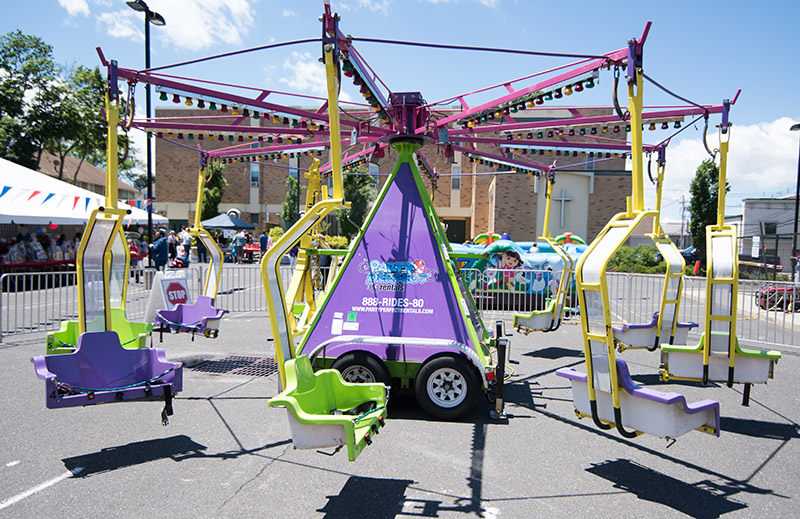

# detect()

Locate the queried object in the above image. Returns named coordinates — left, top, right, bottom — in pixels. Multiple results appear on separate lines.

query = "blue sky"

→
left=4, top=0, right=799, bottom=223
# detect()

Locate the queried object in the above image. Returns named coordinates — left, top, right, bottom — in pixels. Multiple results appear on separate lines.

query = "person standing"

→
left=150, top=230, right=168, bottom=271
left=127, top=238, right=141, bottom=282
left=233, top=230, right=246, bottom=264
left=196, top=236, right=208, bottom=263
left=179, top=227, right=192, bottom=259
left=259, top=230, right=268, bottom=259
left=168, top=230, right=178, bottom=260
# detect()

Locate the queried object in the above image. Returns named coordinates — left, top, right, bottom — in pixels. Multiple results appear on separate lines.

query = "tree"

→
left=0, top=30, right=57, bottom=169
left=45, top=65, right=107, bottom=182
left=281, top=174, right=303, bottom=228
left=201, top=162, right=227, bottom=221
left=689, top=159, right=729, bottom=255
left=336, top=166, right=376, bottom=239
left=0, top=31, right=140, bottom=182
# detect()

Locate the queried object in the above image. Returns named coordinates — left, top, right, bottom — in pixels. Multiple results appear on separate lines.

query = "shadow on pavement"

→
left=720, top=416, right=800, bottom=440
left=62, top=435, right=207, bottom=477
left=522, top=346, right=585, bottom=360
left=62, top=435, right=294, bottom=477
left=317, top=476, right=415, bottom=519
left=587, top=458, right=747, bottom=518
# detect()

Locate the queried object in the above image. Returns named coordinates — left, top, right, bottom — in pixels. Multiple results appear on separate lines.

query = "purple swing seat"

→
left=31, top=330, right=182, bottom=409
left=612, top=312, right=698, bottom=349
left=557, top=358, right=719, bottom=438
left=154, top=295, right=228, bottom=338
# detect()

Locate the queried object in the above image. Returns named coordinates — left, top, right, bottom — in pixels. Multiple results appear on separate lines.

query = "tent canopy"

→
left=200, top=213, right=255, bottom=230
left=0, top=158, right=166, bottom=226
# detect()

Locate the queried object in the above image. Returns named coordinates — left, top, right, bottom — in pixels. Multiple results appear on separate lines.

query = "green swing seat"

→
left=47, top=308, right=153, bottom=354
left=268, top=355, right=388, bottom=461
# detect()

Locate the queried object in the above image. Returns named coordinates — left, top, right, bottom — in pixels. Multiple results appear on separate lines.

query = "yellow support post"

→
left=542, top=175, right=554, bottom=239
left=717, top=140, right=729, bottom=228
left=324, top=44, right=344, bottom=200
left=194, top=165, right=207, bottom=229
left=104, top=89, right=120, bottom=209
left=627, top=69, right=644, bottom=211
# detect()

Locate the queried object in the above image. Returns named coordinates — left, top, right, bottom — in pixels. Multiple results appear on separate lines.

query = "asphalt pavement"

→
left=1, top=312, right=799, bottom=518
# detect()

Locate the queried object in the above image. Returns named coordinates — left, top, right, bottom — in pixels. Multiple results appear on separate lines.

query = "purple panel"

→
left=301, top=161, right=471, bottom=362
left=155, top=295, right=228, bottom=333
left=556, top=360, right=720, bottom=430
left=31, top=331, right=182, bottom=409
left=611, top=312, right=698, bottom=333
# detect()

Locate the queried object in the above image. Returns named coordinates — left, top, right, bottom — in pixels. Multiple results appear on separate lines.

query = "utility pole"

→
left=679, top=195, right=686, bottom=248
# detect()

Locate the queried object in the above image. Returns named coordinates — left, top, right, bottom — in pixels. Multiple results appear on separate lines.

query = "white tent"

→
left=0, top=158, right=167, bottom=226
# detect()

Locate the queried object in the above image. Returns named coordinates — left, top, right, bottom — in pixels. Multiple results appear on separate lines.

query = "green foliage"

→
left=268, top=226, right=285, bottom=241
left=281, top=174, right=303, bottom=228
left=607, top=245, right=666, bottom=274
left=337, top=166, right=376, bottom=239
left=0, top=30, right=57, bottom=169
left=201, top=162, right=227, bottom=221
left=0, top=31, right=140, bottom=181
left=321, top=235, right=349, bottom=249
left=689, top=159, right=729, bottom=255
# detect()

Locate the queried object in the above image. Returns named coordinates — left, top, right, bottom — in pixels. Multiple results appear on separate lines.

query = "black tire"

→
left=331, top=351, right=391, bottom=385
left=414, top=355, right=479, bottom=420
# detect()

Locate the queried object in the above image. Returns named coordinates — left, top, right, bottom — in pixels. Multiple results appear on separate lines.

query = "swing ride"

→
left=28, top=0, right=787, bottom=458
left=31, top=78, right=182, bottom=423
left=153, top=154, right=229, bottom=340
left=513, top=172, right=575, bottom=334
left=610, top=148, right=698, bottom=352
left=658, top=111, right=781, bottom=405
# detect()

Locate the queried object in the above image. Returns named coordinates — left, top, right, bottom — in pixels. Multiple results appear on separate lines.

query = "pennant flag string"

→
left=0, top=186, right=10, bottom=199
left=27, top=190, right=41, bottom=201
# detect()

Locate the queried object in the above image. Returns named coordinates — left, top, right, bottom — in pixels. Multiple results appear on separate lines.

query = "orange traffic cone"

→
left=693, top=260, right=701, bottom=275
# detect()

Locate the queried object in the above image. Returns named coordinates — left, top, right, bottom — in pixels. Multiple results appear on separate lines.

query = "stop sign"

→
left=165, top=282, right=188, bottom=306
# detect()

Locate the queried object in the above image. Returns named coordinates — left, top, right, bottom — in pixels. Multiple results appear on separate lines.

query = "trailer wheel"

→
left=415, top=355, right=478, bottom=420
left=331, top=352, right=390, bottom=385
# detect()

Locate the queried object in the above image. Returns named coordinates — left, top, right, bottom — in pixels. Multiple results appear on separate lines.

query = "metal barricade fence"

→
left=3, top=264, right=799, bottom=350
left=197, top=263, right=296, bottom=313
left=0, top=268, right=163, bottom=342
left=604, top=273, right=800, bottom=351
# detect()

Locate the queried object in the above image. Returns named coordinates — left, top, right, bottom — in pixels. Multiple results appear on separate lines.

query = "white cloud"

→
left=97, top=10, right=143, bottom=43
left=645, top=117, right=800, bottom=220
left=278, top=51, right=353, bottom=103
left=59, top=0, right=90, bottom=17
left=97, top=0, right=257, bottom=51
left=282, top=9, right=296, bottom=17
left=357, top=0, right=390, bottom=15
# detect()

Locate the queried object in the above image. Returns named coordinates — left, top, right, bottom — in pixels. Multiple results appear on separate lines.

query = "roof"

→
left=38, top=152, right=137, bottom=194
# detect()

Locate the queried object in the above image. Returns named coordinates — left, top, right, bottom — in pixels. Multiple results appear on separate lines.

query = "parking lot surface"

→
left=2, top=312, right=799, bottom=518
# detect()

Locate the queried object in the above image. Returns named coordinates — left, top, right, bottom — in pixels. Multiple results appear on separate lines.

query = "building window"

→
left=250, top=164, right=259, bottom=187
left=586, top=157, right=595, bottom=171
left=250, top=213, right=259, bottom=226
left=763, top=222, right=777, bottom=235
left=289, top=156, right=299, bottom=180
left=369, top=163, right=379, bottom=190
left=451, top=165, right=461, bottom=190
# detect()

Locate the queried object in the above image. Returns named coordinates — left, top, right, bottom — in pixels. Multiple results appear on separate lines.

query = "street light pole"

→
left=126, top=0, right=165, bottom=266
left=790, top=123, right=800, bottom=281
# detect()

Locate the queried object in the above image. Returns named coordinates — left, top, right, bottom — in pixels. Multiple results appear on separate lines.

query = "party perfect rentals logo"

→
left=358, top=258, right=437, bottom=291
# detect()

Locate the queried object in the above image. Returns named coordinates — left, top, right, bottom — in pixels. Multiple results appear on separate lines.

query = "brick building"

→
left=154, top=107, right=630, bottom=242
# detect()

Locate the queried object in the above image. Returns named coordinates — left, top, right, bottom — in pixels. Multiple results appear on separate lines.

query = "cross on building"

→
left=554, top=188, right=572, bottom=228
